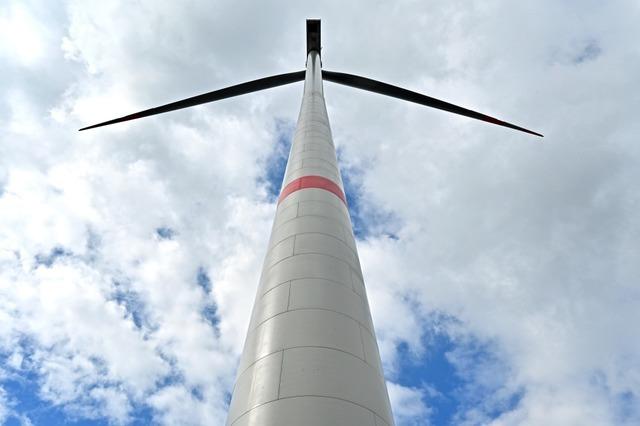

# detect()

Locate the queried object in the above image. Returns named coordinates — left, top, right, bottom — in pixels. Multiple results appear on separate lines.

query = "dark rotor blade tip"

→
left=484, top=116, right=544, bottom=138
left=78, top=123, right=102, bottom=131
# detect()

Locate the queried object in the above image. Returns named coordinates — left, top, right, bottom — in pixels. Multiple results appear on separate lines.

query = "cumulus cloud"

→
left=0, top=386, right=9, bottom=424
left=1, top=0, right=639, bottom=425
left=387, top=382, right=432, bottom=426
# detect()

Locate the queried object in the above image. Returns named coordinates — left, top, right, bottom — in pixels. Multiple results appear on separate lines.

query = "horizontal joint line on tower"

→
left=234, top=344, right=384, bottom=389
left=271, top=212, right=350, bottom=233
left=262, top=252, right=363, bottom=282
left=266, top=231, right=359, bottom=263
left=263, top=250, right=360, bottom=275
left=294, top=147, right=336, bottom=156
left=230, top=394, right=391, bottom=426
left=260, top=276, right=365, bottom=304
left=287, top=157, right=340, bottom=172
left=248, top=306, right=375, bottom=341
left=277, top=198, right=349, bottom=218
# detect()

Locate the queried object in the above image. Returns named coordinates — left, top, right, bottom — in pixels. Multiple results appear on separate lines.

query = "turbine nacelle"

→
left=306, top=19, right=321, bottom=56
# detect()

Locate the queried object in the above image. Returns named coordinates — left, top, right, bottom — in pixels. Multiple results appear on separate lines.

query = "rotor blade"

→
left=322, top=70, right=543, bottom=137
left=79, top=70, right=306, bottom=131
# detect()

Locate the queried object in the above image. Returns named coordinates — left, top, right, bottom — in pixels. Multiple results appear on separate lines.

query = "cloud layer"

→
left=1, top=0, right=639, bottom=425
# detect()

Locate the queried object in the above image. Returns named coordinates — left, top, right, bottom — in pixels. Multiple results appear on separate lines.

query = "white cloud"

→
left=0, top=386, right=9, bottom=424
left=0, top=4, right=47, bottom=66
left=387, top=381, right=431, bottom=426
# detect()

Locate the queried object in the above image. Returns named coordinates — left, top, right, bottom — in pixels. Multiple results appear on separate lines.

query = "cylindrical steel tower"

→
left=225, top=50, right=395, bottom=425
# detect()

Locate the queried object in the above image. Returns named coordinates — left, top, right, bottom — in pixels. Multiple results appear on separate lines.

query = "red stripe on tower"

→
left=278, top=175, right=347, bottom=205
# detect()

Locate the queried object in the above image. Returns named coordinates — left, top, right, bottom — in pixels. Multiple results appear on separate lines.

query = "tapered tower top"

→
left=306, top=19, right=321, bottom=56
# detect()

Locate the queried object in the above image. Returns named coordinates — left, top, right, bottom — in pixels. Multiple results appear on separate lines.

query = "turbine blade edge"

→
left=79, top=70, right=306, bottom=131
left=322, top=70, right=543, bottom=137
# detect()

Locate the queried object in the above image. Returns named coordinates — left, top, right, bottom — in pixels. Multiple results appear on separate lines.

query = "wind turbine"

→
left=81, top=19, right=541, bottom=426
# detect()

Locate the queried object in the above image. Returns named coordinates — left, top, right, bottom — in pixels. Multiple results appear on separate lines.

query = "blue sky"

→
left=1, top=1, right=640, bottom=425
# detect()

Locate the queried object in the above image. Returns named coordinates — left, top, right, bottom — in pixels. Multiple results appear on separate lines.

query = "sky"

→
left=1, top=0, right=639, bottom=425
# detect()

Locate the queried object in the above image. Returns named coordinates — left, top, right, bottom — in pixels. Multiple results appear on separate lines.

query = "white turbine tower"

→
left=81, top=19, right=541, bottom=426
left=224, top=27, right=394, bottom=426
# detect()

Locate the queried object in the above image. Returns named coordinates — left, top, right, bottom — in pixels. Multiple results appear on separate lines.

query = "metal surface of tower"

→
left=226, top=21, right=395, bottom=426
